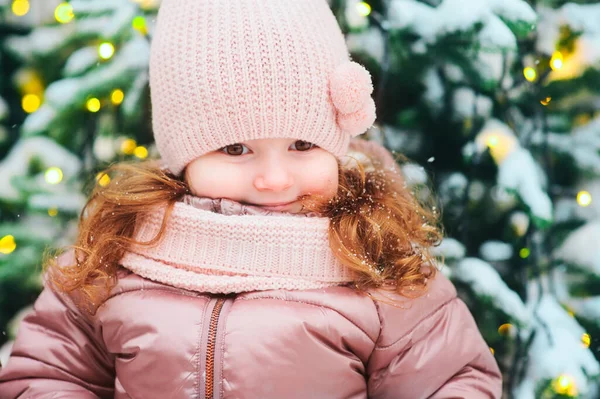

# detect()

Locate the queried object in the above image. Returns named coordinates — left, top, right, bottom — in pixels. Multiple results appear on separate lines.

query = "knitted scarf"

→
left=119, top=195, right=355, bottom=293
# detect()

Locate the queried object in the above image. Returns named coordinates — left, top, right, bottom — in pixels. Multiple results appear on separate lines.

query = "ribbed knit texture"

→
left=119, top=196, right=355, bottom=293
left=150, top=0, right=376, bottom=176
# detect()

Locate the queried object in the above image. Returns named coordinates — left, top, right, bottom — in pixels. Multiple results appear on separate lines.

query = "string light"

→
left=134, top=146, right=148, bottom=159
left=582, top=333, right=591, bottom=349
left=0, top=235, right=16, bottom=255
left=519, top=248, right=530, bottom=259
left=44, top=167, right=63, bottom=184
left=540, top=97, right=551, bottom=106
left=476, top=130, right=517, bottom=164
left=132, top=16, right=147, bottom=35
left=489, top=347, right=495, bottom=355
left=574, top=114, right=591, bottom=127
left=498, top=323, right=513, bottom=336
left=356, top=2, right=372, bottom=17
left=86, top=98, right=101, bottom=112
left=22, top=94, right=41, bottom=113
left=15, top=68, right=44, bottom=97
left=96, top=172, right=111, bottom=187
left=98, top=42, right=115, bottom=60
left=120, top=138, right=137, bottom=155
left=486, top=135, right=499, bottom=147
left=111, top=89, right=125, bottom=105
left=131, top=0, right=157, bottom=10
left=523, top=67, right=537, bottom=82
left=55, top=3, right=74, bottom=24
left=550, top=39, right=586, bottom=81
left=15, top=68, right=44, bottom=113
left=11, top=0, right=29, bottom=16
left=550, top=51, right=564, bottom=70
left=552, top=374, right=577, bottom=397
left=48, top=208, right=58, bottom=217
left=577, top=191, right=592, bottom=207
left=510, top=212, right=529, bottom=237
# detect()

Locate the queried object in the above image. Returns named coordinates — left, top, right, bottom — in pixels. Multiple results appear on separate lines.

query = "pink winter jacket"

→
left=0, top=266, right=501, bottom=398
left=0, top=141, right=502, bottom=398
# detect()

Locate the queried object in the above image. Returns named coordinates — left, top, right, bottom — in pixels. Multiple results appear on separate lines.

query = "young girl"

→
left=0, top=0, right=501, bottom=398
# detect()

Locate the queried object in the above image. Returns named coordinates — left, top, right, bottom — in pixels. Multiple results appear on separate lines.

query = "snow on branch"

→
left=22, top=38, right=150, bottom=136
left=516, top=296, right=599, bottom=399
left=454, top=257, right=530, bottom=325
left=388, top=0, right=535, bottom=50
left=554, top=221, right=600, bottom=276
left=0, top=137, right=82, bottom=201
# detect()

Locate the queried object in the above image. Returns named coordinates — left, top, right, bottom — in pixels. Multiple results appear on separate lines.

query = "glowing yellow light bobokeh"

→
left=553, top=374, right=577, bottom=397
left=498, top=323, right=513, bottom=336
left=132, top=16, right=147, bottom=34
left=486, top=135, right=499, bottom=148
left=121, top=139, right=137, bottom=155
left=48, top=208, right=58, bottom=217
left=519, top=248, right=530, bottom=259
left=98, top=42, right=115, bottom=60
left=96, top=172, right=111, bottom=187
left=45, top=167, right=63, bottom=185
left=577, top=191, right=592, bottom=207
left=477, top=130, right=517, bottom=164
left=16, top=69, right=44, bottom=96
left=582, top=333, right=591, bottom=348
left=12, top=0, right=29, bottom=16
left=550, top=51, right=564, bottom=71
left=134, top=146, right=148, bottom=159
left=22, top=94, right=41, bottom=113
left=523, top=67, right=537, bottom=82
left=131, top=0, right=155, bottom=9
left=550, top=39, right=590, bottom=81
left=489, top=347, right=495, bottom=355
left=111, top=89, right=125, bottom=105
left=86, top=98, right=101, bottom=112
left=356, top=2, right=372, bottom=17
left=574, top=114, right=591, bottom=127
left=55, top=3, right=74, bottom=24
left=0, top=235, right=17, bottom=255
left=540, top=97, right=551, bottom=106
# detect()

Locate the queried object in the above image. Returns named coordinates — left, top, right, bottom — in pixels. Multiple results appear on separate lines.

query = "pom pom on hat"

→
left=337, top=97, right=376, bottom=137
left=329, top=62, right=373, bottom=114
left=329, top=61, right=376, bottom=137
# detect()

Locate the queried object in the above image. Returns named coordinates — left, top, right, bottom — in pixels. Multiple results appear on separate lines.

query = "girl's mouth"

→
left=257, top=201, right=296, bottom=211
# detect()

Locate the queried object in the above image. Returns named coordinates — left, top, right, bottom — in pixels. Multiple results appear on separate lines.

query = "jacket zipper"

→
left=206, top=297, right=226, bottom=399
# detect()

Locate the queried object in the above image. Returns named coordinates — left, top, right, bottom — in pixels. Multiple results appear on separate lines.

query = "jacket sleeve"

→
left=366, top=273, right=502, bottom=399
left=0, top=273, right=114, bottom=398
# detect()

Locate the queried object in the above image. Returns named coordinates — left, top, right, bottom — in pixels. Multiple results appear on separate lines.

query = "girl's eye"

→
left=291, top=140, right=316, bottom=151
left=221, top=144, right=248, bottom=156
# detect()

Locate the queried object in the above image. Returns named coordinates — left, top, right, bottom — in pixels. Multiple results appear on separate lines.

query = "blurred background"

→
left=1, top=0, right=600, bottom=397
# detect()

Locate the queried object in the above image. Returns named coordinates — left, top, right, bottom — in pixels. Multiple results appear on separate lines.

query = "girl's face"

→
left=185, top=138, right=339, bottom=213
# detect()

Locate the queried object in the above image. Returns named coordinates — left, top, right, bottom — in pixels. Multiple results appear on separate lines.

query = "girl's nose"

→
left=254, top=161, right=294, bottom=192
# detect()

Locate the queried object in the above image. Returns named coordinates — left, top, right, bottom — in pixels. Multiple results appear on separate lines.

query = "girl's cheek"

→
left=188, top=162, right=248, bottom=197
left=302, top=157, right=339, bottom=199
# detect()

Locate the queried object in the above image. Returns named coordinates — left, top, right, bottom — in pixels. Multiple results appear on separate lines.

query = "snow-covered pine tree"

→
left=3, top=0, right=600, bottom=397
left=336, top=0, right=600, bottom=397
left=0, top=0, right=159, bottom=363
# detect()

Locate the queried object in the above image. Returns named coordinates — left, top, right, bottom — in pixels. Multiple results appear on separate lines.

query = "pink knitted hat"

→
left=149, top=0, right=377, bottom=176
